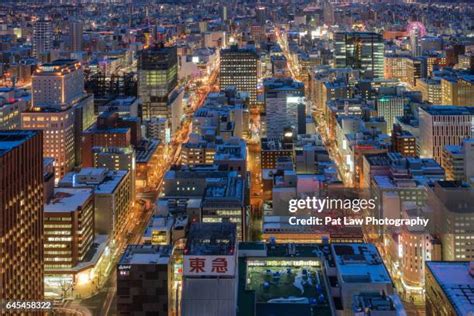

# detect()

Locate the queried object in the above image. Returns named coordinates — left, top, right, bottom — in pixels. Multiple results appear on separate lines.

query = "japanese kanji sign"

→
left=183, top=255, right=235, bottom=276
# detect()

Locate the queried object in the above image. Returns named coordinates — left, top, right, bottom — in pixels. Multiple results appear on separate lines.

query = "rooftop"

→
left=143, top=216, right=174, bottom=238
left=426, top=261, right=474, bottom=316
left=102, top=96, right=138, bottom=108
left=185, top=222, right=236, bottom=256
left=84, top=126, right=130, bottom=134
left=119, top=244, right=171, bottom=265
left=36, top=59, right=81, bottom=74
left=353, top=292, right=406, bottom=315
left=365, top=153, right=392, bottom=167
left=444, top=145, right=463, bottom=155
left=0, top=130, right=39, bottom=157
left=332, top=243, right=391, bottom=284
left=135, top=139, right=159, bottom=163
left=59, top=168, right=129, bottom=194
left=263, top=77, right=304, bottom=91
left=421, top=106, right=474, bottom=116
left=239, top=242, right=332, bottom=316
left=45, top=188, right=93, bottom=213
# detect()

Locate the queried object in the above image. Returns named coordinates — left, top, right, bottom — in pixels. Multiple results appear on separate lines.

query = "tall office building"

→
left=117, top=245, right=172, bottom=316
left=417, top=78, right=442, bottom=104
left=442, top=139, right=474, bottom=182
left=26, top=59, right=94, bottom=173
left=391, top=124, right=417, bottom=157
left=138, top=44, right=178, bottom=120
left=59, top=168, right=132, bottom=238
left=220, top=45, right=258, bottom=105
left=427, top=181, right=474, bottom=261
left=69, top=20, right=83, bottom=52
left=442, top=145, right=465, bottom=181
left=334, top=32, right=385, bottom=78
left=32, top=59, right=85, bottom=110
left=323, top=0, right=335, bottom=25
left=182, top=223, right=237, bottom=316
left=22, top=107, right=75, bottom=180
left=441, top=76, right=474, bottom=106
left=92, top=146, right=136, bottom=200
left=263, top=77, right=306, bottom=139
left=0, top=88, right=29, bottom=130
left=0, top=130, right=44, bottom=301
left=33, top=18, right=52, bottom=59
left=44, top=188, right=94, bottom=270
left=255, top=6, right=267, bottom=26
left=221, top=5, right=228, bottom=22
left=426, top=262, right=474, bottom=316
left=419, top=106, right=474, bottom=164
left=410, top=27, right=422, bottom=57
left=376, top=95, right=408, bottom=134
left=405, top=56, right=426, bottom=88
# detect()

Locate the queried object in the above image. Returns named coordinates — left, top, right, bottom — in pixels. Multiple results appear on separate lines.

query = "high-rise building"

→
left=464, top=139, right=474, bottom=181
left=255, top=6, right=267, bottom=26
left=391, top=124, right=417, bottom=157
left=399, top=202, right=441, bottom=294
left=92, top=146, right=136, bottom=200
left=384, top=55, right=407, bottom=81
left=417, top=78, right=442, bottom=104
left=405, top=57, right=426, bottom=88
left=182, top=223, right=237, bottom=316
left=117, top=245, right=172, bottom=316
left=441, top=139, right=474, bottom=181
left=181, top=136, right=216, bottom=166
left=27, top=59, right=94, bottom=171
left=426, top=262, right=474, bottom=316
left=376, top=95, right=408, bottom=135
left=323, top=0, right=335, bottom=25
left=220, top=45, right=258, bottom=105
left=0, top=88, right=29, bottom=130
left=442, top=145, right=465, bottom=181
left=44, top=188, right=94, bottom=271
left=0, top=130, right=44, bottom=301
left=427, top=181, right=474, bottom=261
left=334, top=32, right=384, bottom=78
left=330, top=243, right=396, bottom=313
left=441, top=76, right=474, bottom=106
left=221, top=5, right=228, bottom=22
left=419, top=106, right=474, bottom=164
left=22, top=107, right=75, bottom=180
left=384, top=55, right=427, bottom=88
left=58, top=168, right=132, bottom=237
left=69, top=20, right=83, bottom=52
left=138, top=44, right=178, bottom=120
left=82, top=127, right=131, bottom=168
left=263, top=77, right=306, bottom=138
left=32, top=59, right=85, bottom=110
left=410, top=26, right=422, bottom=57
left=33, top=18, right=52, bottom=59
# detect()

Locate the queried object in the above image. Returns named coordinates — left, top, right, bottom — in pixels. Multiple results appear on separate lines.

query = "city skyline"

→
left=0, top=0, right=473, bottom=316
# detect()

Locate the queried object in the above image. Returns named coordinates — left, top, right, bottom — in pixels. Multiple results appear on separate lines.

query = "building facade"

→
left=334, top=32, right=384, bottom=78
left=220, top=45, right=258, bottom=105
left=44, top=188, right=95, bottom=271
left=419, top=106, right=474, bottom=164
left=138, top=44, right=178, bottom=120
left=0, top=130, right=44, bottom=301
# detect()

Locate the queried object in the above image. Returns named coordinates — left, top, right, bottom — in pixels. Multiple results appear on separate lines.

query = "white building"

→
left=419, top=106, right=474, bottom=164
left=32, top=59, right=85, bottom=110
left=182, top=223, right=237, bottom=316
left=33, top=19, right=52, bottom=59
